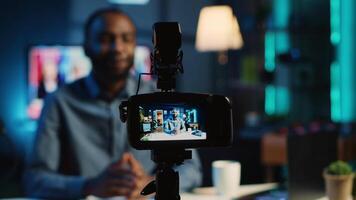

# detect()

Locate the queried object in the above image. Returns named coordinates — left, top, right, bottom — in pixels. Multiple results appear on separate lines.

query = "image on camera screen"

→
left=138, top=104, right=207, bottom=141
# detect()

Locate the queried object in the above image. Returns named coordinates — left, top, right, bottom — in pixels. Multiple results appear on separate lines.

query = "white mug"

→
left=212, top=160, right=241, bottom=197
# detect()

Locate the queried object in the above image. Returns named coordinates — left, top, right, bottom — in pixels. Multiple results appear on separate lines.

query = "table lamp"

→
left=195, top=5, right=243, bottom=64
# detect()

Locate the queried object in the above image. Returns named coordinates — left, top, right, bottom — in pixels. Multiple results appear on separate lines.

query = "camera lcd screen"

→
left=138, top=104, right=207, bottom=141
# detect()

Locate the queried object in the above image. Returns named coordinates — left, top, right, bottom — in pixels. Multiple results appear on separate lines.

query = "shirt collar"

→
left=84, top=72, right=135, bottom=100
left=84, top=72, right=100, bottom=99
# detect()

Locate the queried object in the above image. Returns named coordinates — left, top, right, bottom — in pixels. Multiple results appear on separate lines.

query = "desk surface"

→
left=85, top=183, right=279, bottom=200
left=190, top=182, right=279, bottom=198
left=10, top=183, right=335, bottom=200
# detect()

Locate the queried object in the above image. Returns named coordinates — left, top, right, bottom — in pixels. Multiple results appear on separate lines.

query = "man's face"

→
left=86, top=13, right=136, bottom=81
left=173, top=110, right=179, bottom=119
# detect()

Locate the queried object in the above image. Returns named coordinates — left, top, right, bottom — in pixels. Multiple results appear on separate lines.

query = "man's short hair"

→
left=84, top=7, right=134, bottom=41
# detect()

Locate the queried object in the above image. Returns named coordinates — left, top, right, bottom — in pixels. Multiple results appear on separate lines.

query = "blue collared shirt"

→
left=23, top=74, right=202, bottom=199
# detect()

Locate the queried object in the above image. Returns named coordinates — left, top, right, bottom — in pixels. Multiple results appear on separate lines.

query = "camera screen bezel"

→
left=126, top=92, right=233, bottom=150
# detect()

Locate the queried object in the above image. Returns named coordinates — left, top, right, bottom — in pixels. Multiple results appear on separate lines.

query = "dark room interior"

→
left=1, top=0, right=356, bottom=199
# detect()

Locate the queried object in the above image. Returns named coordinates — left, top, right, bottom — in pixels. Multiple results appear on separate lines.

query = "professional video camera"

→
left=120, top=22, right=233, bottom=200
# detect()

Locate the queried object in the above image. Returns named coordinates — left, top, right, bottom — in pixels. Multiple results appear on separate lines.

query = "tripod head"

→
left=141, top=149, right=192, bottom=200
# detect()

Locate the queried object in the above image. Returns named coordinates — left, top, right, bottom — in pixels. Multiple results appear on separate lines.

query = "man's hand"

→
left=82, top=153, right=136, bottom=198
left=126, top=153, right=154, bottom=200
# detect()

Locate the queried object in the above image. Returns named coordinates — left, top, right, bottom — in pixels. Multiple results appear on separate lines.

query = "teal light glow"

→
left=275, top=86, right=290, bottom=114
left=275, top=31, right=289, bottom=53
left=338, top=0, right=355, bottom=122
left=330, top=0, right=341, bottom=45
left=330, top=0, right=356, bottom=122
left=273, top=0, right=290, bottom=28
left=264, top=31, right=275, bottom=72
left=264, top=0, right=291, bottom=116
left=330, top=62, right=341, bottom=121
left=265, top=85, right=276, bottom=115
left=265, top=85, right=290, bottom=116
left=273, top=0, right=290, bottom=54
left=192, top=110, right=197, bottom=123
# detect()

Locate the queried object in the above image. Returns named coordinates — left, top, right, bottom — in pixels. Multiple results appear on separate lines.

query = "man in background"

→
left=23, top=8, right=202, bottom=199
left=164, top=108, right=186, bottom=135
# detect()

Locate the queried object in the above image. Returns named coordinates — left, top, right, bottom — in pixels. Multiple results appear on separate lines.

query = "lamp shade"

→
left=195, top=5, right=243, bottom=52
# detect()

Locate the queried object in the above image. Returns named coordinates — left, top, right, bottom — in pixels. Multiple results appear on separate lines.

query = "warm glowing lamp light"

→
left=195, top=5, right=243, bottom=54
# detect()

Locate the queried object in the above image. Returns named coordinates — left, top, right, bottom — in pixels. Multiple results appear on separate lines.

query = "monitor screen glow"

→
left=138, top=104, right=207, bottom=142
left=27, top=45, right=151, bottom=119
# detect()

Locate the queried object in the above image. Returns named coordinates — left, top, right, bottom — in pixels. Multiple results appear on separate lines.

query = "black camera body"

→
left=120, top=22, right=233, bottom=150
left=126, top=92, right=233, bottom=150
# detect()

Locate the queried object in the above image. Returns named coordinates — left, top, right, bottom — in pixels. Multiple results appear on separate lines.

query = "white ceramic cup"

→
left=212, top=160, right=241, bottom=197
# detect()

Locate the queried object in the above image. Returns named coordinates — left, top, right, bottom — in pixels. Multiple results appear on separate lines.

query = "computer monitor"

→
left=27, top=45, right=151, bottom=119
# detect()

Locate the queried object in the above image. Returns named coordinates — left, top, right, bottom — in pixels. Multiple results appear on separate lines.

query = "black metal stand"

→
left=141, top=149, right=192, bottom=200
